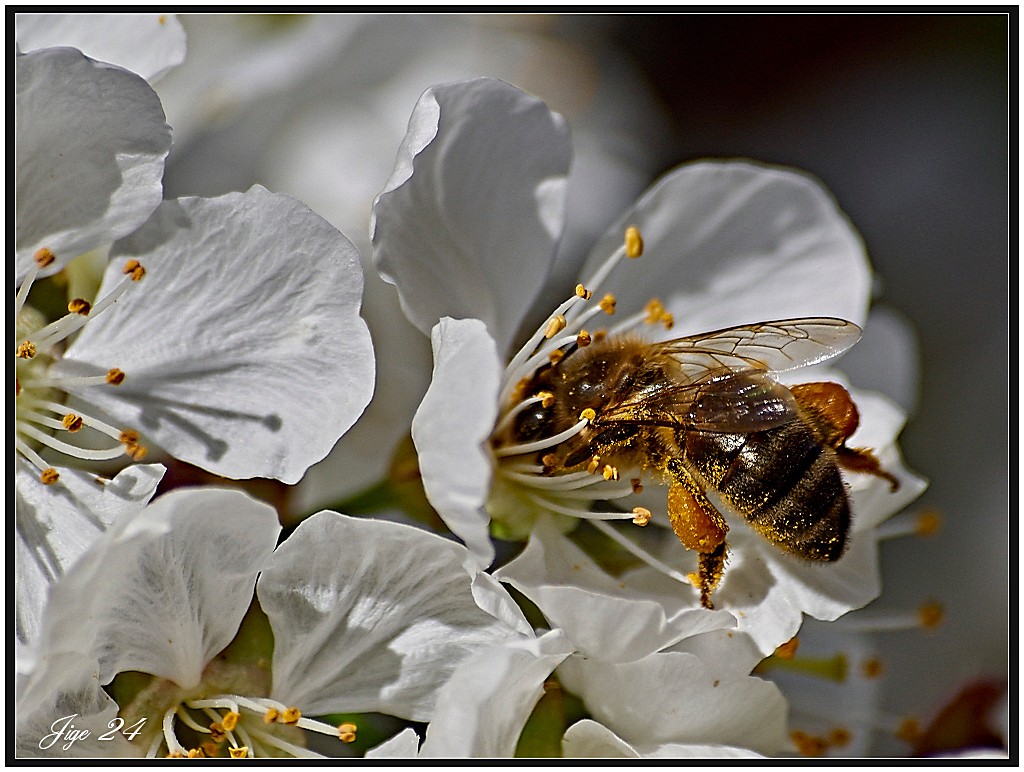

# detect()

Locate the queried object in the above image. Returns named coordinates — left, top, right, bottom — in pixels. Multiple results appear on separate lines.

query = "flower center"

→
left=15, top=248, right=148, bottom=486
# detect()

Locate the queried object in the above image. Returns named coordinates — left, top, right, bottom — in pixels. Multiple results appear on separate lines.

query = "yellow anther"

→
left=827, top=727, right=851, bottom=748
left=16, top=340, right=37, bottom=359
left=575, top=283, right=592, bottom=300
left=630, top=478, right=644, bottom=494
left=541, top=453, right=558, bottom=469
left=40, top=468, right=60, bottom=485
left=624, top=225, right=644, bottom=258
left=790, top=729, right=827, bottom=757
left=544, top=314, right=566, bottom=339
left=576, top=329, right=592, bottom=347
left=62, top=413, right=84, bottom=432
left=686, top=571, right=701, bottom=589
left=338, top=722, right=358, bottom=744
left=586, top=456, right=601, bottom=474
left=229, top=747, right=249, bottom=759
left=119, top=429, right=140, bottom=445
left=124, top=443, right=147, bottom=461
left=916, top=509, right=942, bottom=537
left=548, top=349, right=564, bottom=365
left=860, top=657, right=884, bottom=679
left=510, top=377, right=531, bottom=403
left=579, top=408, right=596, bottom=422
left=201, top=741, right=220, bottom=757
left=538, top=391, right=555, bottom=408
left=222, top=711, right=240, bottom=731
left=122, top=259, right=146, bottom=281
left=34, top=246, right=56, bottom=267
left=918, top=601, right=944, bottom=629
left=631, top=507, right=651, bottom=526
left=209, top=722, right=227, bottom=742
left=897, top=717, right=923, bottom=744
left=67, top=297, right=92, bottom=316
left=281, top=707, right=301, bottom=725
left=187, top=747, right=205, bottom=758
left=644, top=298, right=665, bottom=324
left=592, top=329, right=607, bottom=343
left=774, top=637, right=799, bottom=660
left=166, top=751, right=184, bottom=758
left=599, top=293, right=617, bottom=314
left=602, top=464, right=619, bottom=481
left=106, top=368, right=126, bottom=385
left=263, top=707, right=279, bottom=724
left=661, top=312, right=675, bottom=330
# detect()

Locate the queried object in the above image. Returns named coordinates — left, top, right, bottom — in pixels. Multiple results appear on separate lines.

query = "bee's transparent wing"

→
left=657, top=317, right=862, bottom=378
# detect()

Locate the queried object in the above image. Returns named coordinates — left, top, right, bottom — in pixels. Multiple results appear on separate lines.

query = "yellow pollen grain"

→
left=106, top=368, right=126, bottom=385
left=576, top=329, right=592, bottom=347
left=631, top=507, right=652, bottom=526
left=541, top=453, right=558, bottom=469
left=281, top=707, right=301, bottom=725
left=918, top=601, right=944, bottom=629
left=544, top=314, right=566, bottom=339
left=263, top=707, right=279, bottom=724
left=599, top=293, right=617, bottom=314
left=686, top=571, right=700, bottom=588
left=538, top=391, right=555, bottom=408
left=62, top=413, right=84, bottom=433
left=580, top=408, right=596, bottom=422
left=222, top=711, right=240, bottom=731
left=602, top=464, right=619, bottom=481
left=774, top=637, right=799, bottom=660
left=630, top=477, right=644, bottom=494
left=860, top=657, right=884, bottom=679
left=34, top=247, right=56, bottom=267
left=624, top=225, right=644, bottom=258
left=229, top=746, right=249, bottom=758
left=122, top=259, right=146, bottom=281
left=17, top=340, right=37, bottom=359
left=575, top=283, right=592, bottom=300
left=916, top=509, right=942, bottom=536
left=548, top=349, right=564, bottom=365
left=41, top=468, right=60, bottom=485
left=586, top=456, right=601, bottom=474
left=338, top=722, right=357, bottom=743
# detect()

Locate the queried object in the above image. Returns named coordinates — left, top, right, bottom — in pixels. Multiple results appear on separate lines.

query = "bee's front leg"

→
left=665, top=460, right=729, bottom=609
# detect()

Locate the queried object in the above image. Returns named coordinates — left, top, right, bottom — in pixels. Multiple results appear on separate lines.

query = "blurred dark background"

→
left=590, top=13, right=1009, bottom=755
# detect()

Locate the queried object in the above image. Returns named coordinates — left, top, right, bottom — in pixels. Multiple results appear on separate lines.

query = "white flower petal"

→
left=15, top=13, right=186, bottom=83
left=412, top=317, right=501, bottom=566
left=418, top=629, right=574, bottom=758
left=15, top=48, right=170, bottom=282
left=371, top=77, right=571, bottom=355
left=56, top=186, right=374, bottom=484
left=16, top=651, right=134, bottom=758
left=558, top=649, right=787, bottom=755
left=364, top=727, right=421, bottom=759
left=15, top=462, right=165, bottom=657
left=581, top=160, right=872, bottom=334
left=36, top=487, right=281, bottom=688
left=562, top=719, right=763, bottom=759
left=259, top=512, right=520, bottom=721
left=494, top=517, right=734, bottom=662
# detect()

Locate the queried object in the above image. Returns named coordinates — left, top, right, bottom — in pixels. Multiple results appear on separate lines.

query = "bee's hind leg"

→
left=665, top=460, right=729, bottom=609
left=790, top=381, right=900, bottom=492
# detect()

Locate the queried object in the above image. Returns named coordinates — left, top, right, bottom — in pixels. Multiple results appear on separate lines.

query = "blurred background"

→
left=156, top=13, right=1009, bottom=756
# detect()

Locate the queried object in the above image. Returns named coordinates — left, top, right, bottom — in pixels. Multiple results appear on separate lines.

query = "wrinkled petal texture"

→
left=16, top=13, right=186, bottom=83
left=494, top=517, right=734, bottom=662
left=558, top=649, right=788, bottom=756
left=372, top=77, right=571, bottom=356
left=15, top=462, right=165, bottom=659
left=412, top=317, right=501, bottom=566
left=580, top=160, right=872, bottom=335
left=15, top=47, right=170, bottom=282
left=57, top=186, right=374, bottom=484
left=259, top=512, right=521, bottom=721
left=35, top=487, right=281, bottom=689
left=418, top=630, right=574, bottom=758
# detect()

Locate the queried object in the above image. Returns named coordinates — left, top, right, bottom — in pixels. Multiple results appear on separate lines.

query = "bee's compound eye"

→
left=512, top=402, right=554, bottom=442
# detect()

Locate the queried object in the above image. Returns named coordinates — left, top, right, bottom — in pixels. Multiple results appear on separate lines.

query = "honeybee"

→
left=505, top=317, right=899, bottom=609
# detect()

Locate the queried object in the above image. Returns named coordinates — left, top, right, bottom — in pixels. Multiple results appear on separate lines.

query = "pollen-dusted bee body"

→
left=506, top=317, right=898, bottom=608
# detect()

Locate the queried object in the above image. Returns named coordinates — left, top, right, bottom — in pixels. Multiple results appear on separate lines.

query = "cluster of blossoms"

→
left=18, top=14, right=977, bottom=761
